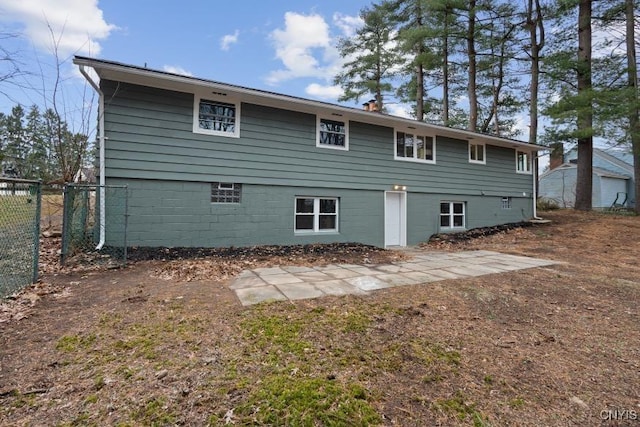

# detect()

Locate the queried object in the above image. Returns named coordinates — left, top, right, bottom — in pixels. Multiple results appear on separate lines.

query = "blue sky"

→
left=0, top=0, right=390, bottom=128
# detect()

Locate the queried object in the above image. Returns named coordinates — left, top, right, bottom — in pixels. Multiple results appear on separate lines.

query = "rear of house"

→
left=75, top=56, right=539, bottom=249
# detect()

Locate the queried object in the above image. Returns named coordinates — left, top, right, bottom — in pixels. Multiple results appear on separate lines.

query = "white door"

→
left=385, top=192, right=405, bottom=247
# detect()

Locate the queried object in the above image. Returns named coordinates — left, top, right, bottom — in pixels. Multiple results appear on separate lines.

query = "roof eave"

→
left=73, top=55, right=544, bottom=151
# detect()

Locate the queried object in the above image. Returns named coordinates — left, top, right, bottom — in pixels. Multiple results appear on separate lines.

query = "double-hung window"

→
left=469, top=142, right=486, bottom=164
left=440, top=202, right=465, bottom=229
left=295, top=197, right=338, bottom=233
left=193, top=95, right=240, bottom=137
left=395, top=131, right=435, bottom=163
left=516, top=150, right=532, bottom=174
left=317, top=116, right=348, bottom=150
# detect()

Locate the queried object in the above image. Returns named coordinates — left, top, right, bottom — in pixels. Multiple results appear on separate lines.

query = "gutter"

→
left=79, top=65, right=106, bottom=250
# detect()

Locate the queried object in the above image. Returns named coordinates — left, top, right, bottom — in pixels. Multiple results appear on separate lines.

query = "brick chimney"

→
left=549, top=142, right=563, bottom=170
left=362, top=102, right=370, bottom=111
left=368, top=99, right=378, bottom=112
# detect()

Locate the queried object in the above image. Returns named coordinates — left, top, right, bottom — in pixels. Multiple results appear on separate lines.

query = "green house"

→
left=74, top=56, right=540, bottom=249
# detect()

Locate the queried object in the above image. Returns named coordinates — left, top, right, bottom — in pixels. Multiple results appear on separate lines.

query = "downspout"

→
left=532, top=159, right=539, bottom=219
left=532, top=151, right=544, bottom=220
left=79, top=65, right=106, bottom=250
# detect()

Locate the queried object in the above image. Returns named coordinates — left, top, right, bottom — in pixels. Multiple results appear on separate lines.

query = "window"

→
left=440, top=202, right=465, bottom=229
left=317, top=117, right=348, bottom=150
left=395, top=131, right=435, bottom=163
left=295, top=197, right=338, bottom=233
left=516, top=150, right=532, bottom=174
left=211, top=182, right=241, bottom=203
left=194, top=95, right=240, bottom=137
left=502, top=197, right=512, bottom=210
left=469, top=142, right=486, bottom=164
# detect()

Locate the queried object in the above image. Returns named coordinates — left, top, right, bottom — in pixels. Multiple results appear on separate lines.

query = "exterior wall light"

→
left=392, top=185, right=407, bottom=191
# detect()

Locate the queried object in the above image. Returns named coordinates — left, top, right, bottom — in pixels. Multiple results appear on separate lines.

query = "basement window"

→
left=211, top=182, right=242, bottom=203
left=295, top=197, right=339, bottom=233
left=440, top=201, right=466, bottom=229
left=502, top=197, right=512, bottom=210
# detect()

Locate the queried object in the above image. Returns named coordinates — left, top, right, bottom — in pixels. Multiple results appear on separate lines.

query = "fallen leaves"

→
left=0, top=281, right=67, bottom=324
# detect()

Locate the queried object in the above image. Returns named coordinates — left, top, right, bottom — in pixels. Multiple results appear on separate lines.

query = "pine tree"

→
left=524, top=0, right=545, bottom=145
left=625, top=0, right=640, bottom=213
left=2, top=105, right=27, bottom=177
left=389, top=0, right=468, bottom=124
left=334, top=4, right=400, bottom=111
left=475, top=0, right=525, bottom=137
left=24, top=105, right=51, bottom=181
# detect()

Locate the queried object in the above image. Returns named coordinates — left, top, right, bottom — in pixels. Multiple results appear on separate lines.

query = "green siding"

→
left=101, top=80, right=533, bottom=197
left=106, top=178, right=531, bottom=248
left=405, top=193, right=532, bottom=245
left=100, top=80, right=535, bottom=248
left=108, top=179, right=384, bottom=248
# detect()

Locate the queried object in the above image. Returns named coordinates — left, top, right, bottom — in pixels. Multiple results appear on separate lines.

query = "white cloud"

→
left=265, top=11, right=365, bottom=88
left=332, top=12, right=363, bottom=39
left=220, top=30, right=239, bottom=51
left=513, top=114, right=530, bottom=141
left=162, top=65, right=193, bottom=76
left=0, top=0, right=116, bottom=56
left=266, top=12, right=333, bottom=85
left=305, top=83, right=343, bottom=100
left=385, top=103, right=413, bottom=119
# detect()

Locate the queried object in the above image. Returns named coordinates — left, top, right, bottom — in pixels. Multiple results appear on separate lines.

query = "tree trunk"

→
left=467, top=0, right=478, bottom=132
left=527, top=0, right=544, bottom=200
left=442, top=9, right=450, bottom=125
left=575, top=0, right=593, bottom=211
left=626, top=0, right=640, bottom=213
left=527, top=0, right=544, bottom=146
left=415, top=2, right=425, bottom=121
left=416, top=54, right=425, bottom=120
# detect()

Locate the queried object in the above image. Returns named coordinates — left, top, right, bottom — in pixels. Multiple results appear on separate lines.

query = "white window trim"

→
left=193, top=94, right=240, bottom=138
left=294, top=197, right=339, bottom=234
left=440, top=201, right=466, bottom=230
left=394, top=130, right=436, bottom=164
left=469, top=142, right=486, bottom=164
left=316, top=115, right=349, bottom=151
left=516, top=150, right=532, bottom=174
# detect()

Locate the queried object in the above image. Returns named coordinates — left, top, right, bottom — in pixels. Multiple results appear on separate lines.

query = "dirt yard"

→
left=1, top=209, right=639, bottom=426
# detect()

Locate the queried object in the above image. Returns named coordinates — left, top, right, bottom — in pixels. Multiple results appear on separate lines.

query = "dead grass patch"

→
left=0, top=209, right=639, bottom=425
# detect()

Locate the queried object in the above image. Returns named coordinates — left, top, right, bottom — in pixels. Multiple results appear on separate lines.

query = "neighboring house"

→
left=73, top=167, right=97, bottom=183
left=539, top=146, right=635, bottom=209
left=74, top=56, right=541, bottom=249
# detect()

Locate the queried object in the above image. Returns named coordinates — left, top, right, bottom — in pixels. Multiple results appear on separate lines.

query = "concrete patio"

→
left=230, top=250, right=559, bottom=306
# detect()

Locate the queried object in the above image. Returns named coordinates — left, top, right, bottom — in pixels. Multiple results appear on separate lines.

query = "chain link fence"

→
left=0, top=178, right=41, bottom=298
left=61, top=184, right=128, bottom=267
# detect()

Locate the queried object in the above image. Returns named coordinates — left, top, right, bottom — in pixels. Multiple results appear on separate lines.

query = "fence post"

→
left=32, top=182, right=42, bottom=283
left=61, top=185, right=70, bottom=265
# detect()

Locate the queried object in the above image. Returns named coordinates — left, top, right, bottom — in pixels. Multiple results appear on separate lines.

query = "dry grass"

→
left=0, top=209, right=639, bottom=426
